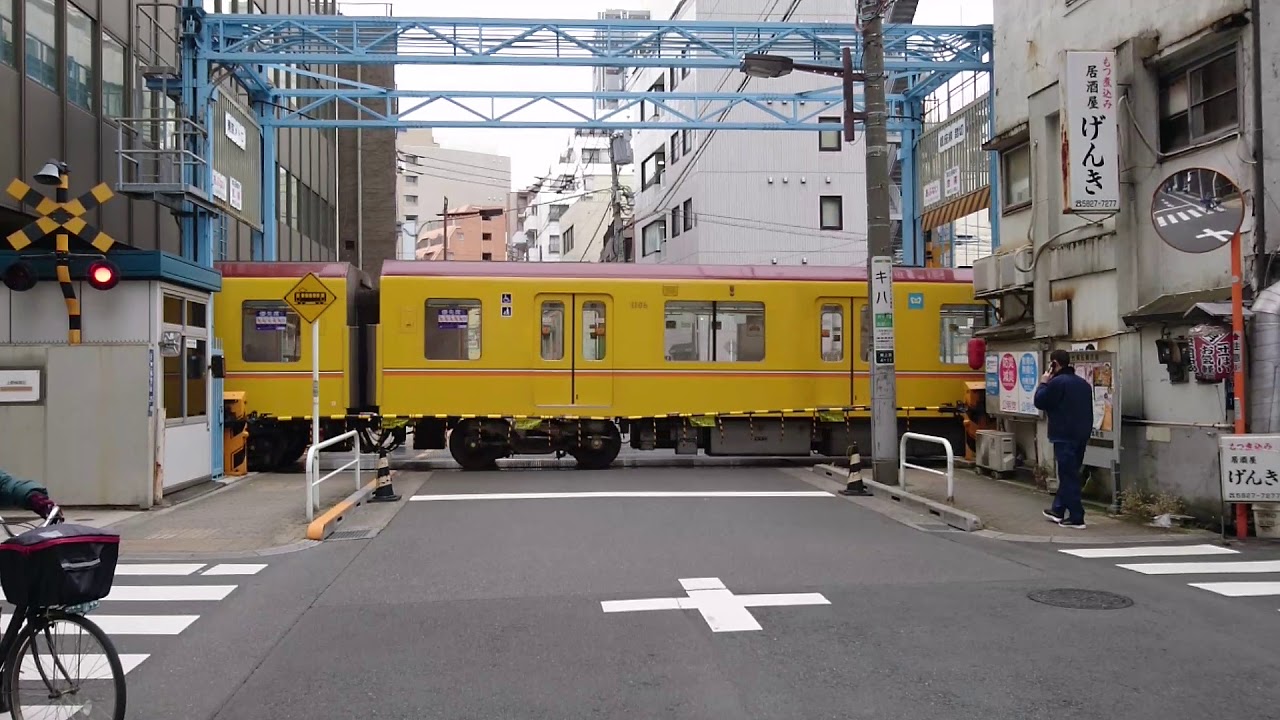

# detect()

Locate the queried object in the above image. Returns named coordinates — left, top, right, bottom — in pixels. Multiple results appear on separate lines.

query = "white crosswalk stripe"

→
left=1059, top=543, right=1280, bottom=608
left=1, top=561, right=267, bottom=690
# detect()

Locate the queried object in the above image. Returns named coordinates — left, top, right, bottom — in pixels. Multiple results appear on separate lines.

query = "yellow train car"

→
left=379, top=261, right=988, bottom=470
left=214, top=262, right=378, bottom=469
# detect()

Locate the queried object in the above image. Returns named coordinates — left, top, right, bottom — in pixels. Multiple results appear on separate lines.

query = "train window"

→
left=582, top=301, right=606, bottom=361
left=821, top=304, right=844, bottom=362
left=425, top=299, right=482, bottom=360
left=663, top=301, right=764, bottom=362
left=939, top=304, right=991, bottom=364
left=859, top=304, right=871, bottom=362
left=541, top=301, right=565, bottom=361
left=241, top=301, right=302, bottom=363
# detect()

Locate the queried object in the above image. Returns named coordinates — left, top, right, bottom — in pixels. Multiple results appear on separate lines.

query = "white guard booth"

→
left=0, top=250, right=222, bottom=508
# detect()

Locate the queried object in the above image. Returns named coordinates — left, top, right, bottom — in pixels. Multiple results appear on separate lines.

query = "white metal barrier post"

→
left=898, top=432, right=956, bottom=503
left=305, top=430, right=362, bottom=522
left=312, top=317, right=320, bottom=447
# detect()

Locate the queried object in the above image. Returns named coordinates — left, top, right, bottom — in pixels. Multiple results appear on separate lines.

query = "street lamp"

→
left=738, top=49, right=865, bottom=142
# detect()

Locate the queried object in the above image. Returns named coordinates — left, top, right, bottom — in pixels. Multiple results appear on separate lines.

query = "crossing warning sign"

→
left=283, top=272, right=337, bottom=324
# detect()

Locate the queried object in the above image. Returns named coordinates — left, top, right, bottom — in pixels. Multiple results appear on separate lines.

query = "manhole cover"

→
left=1028, top=588, right=1133, bottom=610
left=327, top=528, right=379, bottom=541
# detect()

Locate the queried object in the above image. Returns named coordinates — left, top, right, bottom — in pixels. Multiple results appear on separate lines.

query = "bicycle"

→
left=0, top=506, right=126, bottom=720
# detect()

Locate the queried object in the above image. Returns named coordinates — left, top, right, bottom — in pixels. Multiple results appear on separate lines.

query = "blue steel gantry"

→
left=158, top=4, right=991, bottom=266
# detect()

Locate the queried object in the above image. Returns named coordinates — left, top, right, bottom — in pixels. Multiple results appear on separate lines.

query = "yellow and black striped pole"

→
left=53, top=171, right=80, bottom=345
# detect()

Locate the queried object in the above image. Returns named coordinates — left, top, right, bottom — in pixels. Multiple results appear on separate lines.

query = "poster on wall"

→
left=991, top=349, right=1042, bottom=417
left=1070, top=350, right=1119, bottom=463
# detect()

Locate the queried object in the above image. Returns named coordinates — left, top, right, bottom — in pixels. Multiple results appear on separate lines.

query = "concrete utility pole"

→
left=860, top=0, right=900, bottom=485
left=608, top=134, right=625, bottom=263
left=442, top=196, right=449, bottom=260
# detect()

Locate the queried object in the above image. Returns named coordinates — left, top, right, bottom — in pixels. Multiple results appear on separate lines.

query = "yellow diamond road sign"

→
left=283, top=272, right=338, bottom=324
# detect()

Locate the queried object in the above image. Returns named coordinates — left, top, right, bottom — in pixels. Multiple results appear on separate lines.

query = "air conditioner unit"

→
left=997, top=251, right=1033, bottom=289
left=975, top=430, right=1016, bottom=473
left=972, top=255, right=998, bottom=295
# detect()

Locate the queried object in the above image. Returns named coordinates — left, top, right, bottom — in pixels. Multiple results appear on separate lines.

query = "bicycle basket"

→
left=0, top=524, right=120, bottom=607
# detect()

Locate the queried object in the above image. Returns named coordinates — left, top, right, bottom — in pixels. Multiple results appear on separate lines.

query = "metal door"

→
left=817, top=298, right=853, bottom=408
left=574, top=294, right=614, bottom=407
left=532, top=294, right=573, bottom=407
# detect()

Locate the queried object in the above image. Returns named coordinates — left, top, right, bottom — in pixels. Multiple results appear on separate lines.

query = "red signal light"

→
left=86, top=260, right=119, bottom=291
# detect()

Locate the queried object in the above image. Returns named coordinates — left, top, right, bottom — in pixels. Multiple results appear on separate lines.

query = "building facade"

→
left=626, top=0, right=886, bottom=266
left=415, top=204, right=508, bottom=261
left=979, top=0, right=1277, bottom=517
left=523, top=128, right=616, bottom=261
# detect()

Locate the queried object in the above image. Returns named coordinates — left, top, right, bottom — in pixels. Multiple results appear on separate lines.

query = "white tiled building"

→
left=523, top=129, right=619, bottom=261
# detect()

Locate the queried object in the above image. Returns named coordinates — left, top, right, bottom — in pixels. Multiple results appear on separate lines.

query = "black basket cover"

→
left=0, top=523, right=120, bottom=607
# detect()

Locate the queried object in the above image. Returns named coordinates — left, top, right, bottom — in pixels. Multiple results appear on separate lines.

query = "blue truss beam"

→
left=198, top=13, right=993, bottom=73
left=261, top=87, right=915, bottom=131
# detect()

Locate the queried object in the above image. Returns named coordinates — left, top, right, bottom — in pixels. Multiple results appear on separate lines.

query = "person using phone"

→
left=1034, top=349, right=1094, bottom=529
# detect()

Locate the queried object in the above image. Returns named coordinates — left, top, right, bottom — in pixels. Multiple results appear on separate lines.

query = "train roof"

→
left=216, top=262, right=354, bottom=278
left=380, top=261, right=973, bottom=284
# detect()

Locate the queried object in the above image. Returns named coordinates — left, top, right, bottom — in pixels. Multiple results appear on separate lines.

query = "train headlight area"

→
left=215, top=260, right=986, bottom=473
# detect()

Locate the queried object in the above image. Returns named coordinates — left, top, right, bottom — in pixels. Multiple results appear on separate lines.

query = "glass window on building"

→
left=161, top=294, right=210, bottom=423
left=0, top=0, right=15, bottom=68
left=25, top=0, right=56, bottom=91
left=66, top=1, right=93, bottom=112
left=102, top=32, right=126, bottom=118
left=641, top=219, right=666, bottom=257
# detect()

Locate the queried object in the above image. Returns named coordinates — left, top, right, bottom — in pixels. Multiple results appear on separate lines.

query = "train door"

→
left=818, top=298, right=854, bottom=408
left=574, top=295, right=613, bottom=407
left=533, top=294, right=573, bottom=407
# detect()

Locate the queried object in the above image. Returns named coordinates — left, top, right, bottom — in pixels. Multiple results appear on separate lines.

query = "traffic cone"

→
left=839, top=442, right=871, bottom=496
left=368, top=447, right=401, bottom=503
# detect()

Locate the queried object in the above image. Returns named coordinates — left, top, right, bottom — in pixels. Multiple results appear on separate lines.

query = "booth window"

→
left=425, top=299, right=482, bottom=360
left=162, top=293, right=211, bottom=423
left=241, top=301, right=301, bottom=363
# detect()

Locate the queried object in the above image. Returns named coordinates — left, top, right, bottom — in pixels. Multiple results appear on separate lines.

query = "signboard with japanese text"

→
left=990, top=348, right=1041, bottom=417
left=1219, top=435, right=1280, bottom=503
left=212, top=91, right=262, bottom=229
left=437, top=308, right=470, bottom=329
left=255, top=309, right=289, bottom=331
left=870, top=256, right=895, bottom=365
left=916, top=92, right=991, bottom=220
left=944, top=166, right=962, bottom=198
left=1061, top=50, right=1120, bottom=213
left=1071, top=350, right=1120, bottom=466
left=1189, top=326, right=1237, bottom=382
left=937, top=117, right=966, bottom=153
left=923, top=180, right=941, bottom=206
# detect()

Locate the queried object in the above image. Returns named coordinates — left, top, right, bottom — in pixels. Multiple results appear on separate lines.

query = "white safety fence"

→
left=898, top=432, right=956, bottom=503
left=305, top=430, right=362, bottom=522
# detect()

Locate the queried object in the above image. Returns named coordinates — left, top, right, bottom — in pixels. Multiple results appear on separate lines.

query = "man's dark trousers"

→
left=1051, top=440, right=1088, bottom=523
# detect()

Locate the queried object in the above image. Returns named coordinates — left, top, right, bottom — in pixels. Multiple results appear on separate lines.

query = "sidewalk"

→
left=897, top=465, right=1207, bottom=543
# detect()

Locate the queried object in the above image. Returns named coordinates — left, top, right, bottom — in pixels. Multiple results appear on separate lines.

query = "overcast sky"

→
left=374, top=0, right=993, bottom=188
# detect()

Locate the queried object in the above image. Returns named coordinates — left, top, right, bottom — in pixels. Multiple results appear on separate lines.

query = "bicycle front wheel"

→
left=5, top=610, right=126, bottom=720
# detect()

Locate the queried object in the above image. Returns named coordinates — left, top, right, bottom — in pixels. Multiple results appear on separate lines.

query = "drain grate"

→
left=327, top=527, right=379, bottom=541
left=1028, top=588, right=1133, bottom=610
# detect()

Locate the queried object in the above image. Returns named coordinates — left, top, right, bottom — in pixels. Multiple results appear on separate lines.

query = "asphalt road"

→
left=118, top=467, right=1280, bottom=720
left=1151, top=189, right=1241, bottom=252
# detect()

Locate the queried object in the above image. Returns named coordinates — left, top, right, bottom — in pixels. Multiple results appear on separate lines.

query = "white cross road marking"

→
left=0, top=614, right=199, bottom=635
left=21, top=706, right=85, bottom=720
left=410, top=491, right=833, bottom=502
left=1177, top=211, right=1191, bottom=222
left=601, top=577, right=830, bottom=632
left=1196, top=228, right=1234, bottom=244
left=1167, top=213, right=1180, bottom=224
left=1189, top=582, right=1280, bottom=598
left=1116, top=560, right=1280, bottom=575
left=1186, top=208, right=1204, bottom=218
left=1059, top=544, right=1239, bottom=558
left=1157, top=215, right=1167, bottom=227
left=17, top=653, right=148, bottom=679
left=103, top=585, right=237, bottom=602
left=202, top=563, right=267, bottom=576
left=115, top=563, right=205, bottom=576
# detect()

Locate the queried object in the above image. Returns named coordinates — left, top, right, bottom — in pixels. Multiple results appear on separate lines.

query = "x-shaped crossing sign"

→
left=4, top=179, right=117, bottom=253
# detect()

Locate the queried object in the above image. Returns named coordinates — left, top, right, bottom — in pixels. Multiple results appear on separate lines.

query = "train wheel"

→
left=573, top=423, right=622, bottom=471
left=448, top=420, right=500, bottom=471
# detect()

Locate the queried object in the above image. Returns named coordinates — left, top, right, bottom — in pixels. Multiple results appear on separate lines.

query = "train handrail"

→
left=898, top=432, right=955, bottom=503
left=305, top=430, right=362, bottom=522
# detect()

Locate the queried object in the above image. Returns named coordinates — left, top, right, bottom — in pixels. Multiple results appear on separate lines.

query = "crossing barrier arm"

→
left=305, top=430, right=361, bottom=522
left=898, top=432, right=955, bottom=503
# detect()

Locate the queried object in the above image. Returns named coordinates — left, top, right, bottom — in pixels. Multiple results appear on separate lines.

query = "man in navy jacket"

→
left=1034, top=349, right=1095, bottom=528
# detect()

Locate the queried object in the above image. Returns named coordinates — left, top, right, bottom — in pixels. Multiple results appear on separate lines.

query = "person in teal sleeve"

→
left=0, top=470, right=55, bottom=518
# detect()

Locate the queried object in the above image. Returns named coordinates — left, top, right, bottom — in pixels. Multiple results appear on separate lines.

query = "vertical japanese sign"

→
left=1061, top=50, right=1119, bottom=213
left=870, top=256, right=895, bottom=365
left=1219, top=435, right=1280, bottom=502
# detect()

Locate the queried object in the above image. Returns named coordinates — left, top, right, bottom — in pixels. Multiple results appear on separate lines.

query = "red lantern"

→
left=1188, top=324, right=1236, bottom=383
left=967, top=337, right=986, bottom=370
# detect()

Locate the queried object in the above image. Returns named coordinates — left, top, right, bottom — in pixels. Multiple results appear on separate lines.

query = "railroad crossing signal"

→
left=283, top=272, right=337, bottom=324
left=5, top=179, right=117, bottom=252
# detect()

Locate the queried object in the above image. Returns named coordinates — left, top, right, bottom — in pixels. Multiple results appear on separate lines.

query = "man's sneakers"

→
left=1042, top=508, right=1087, bottom=529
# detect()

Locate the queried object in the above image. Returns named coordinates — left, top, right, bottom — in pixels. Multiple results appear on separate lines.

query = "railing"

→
left=305, top=431, right=362, bottom=522
left=898, top=432, right=955, bottom=503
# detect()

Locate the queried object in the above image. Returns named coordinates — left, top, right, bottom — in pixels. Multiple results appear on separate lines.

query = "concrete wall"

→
left=336, top=64, right=398, bottom=280
left=396, top=128, right=512, bottom=234
left=559, top=191, right=613, bottom=262
left=989, top=0, right=1263, bottom=510
left=628, top=0, right=868, bottom=266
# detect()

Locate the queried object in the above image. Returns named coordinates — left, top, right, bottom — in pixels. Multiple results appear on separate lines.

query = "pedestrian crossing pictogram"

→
left=4, top=179, right=117, bottom=252
left=1, top=561, right=267, bottom=684
left=1059, top=543, right=1280, bottom=604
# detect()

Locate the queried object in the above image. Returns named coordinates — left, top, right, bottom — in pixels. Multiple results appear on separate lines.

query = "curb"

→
left=390, top=455, right=846, bottom=472
left=305, top=478, right=378, bottom=541
left=812, top=464, right=983, bottom=532
left=120, top=539, right=322, bottom=562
